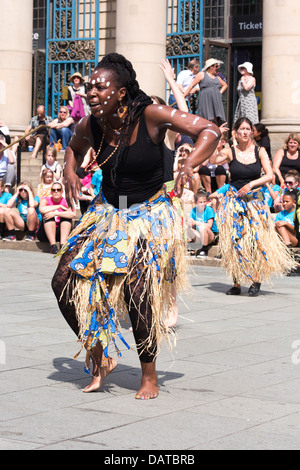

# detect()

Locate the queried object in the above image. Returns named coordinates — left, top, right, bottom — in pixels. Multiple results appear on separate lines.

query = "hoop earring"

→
left=117, top=103, right=128, bottom=119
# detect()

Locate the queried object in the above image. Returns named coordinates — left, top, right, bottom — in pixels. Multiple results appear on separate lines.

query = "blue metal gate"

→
left=166, top=0, right=204, bottom=88
left=45, top=0, right=100, bottom=116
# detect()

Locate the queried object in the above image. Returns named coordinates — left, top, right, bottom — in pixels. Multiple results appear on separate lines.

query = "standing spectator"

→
left=25, top=105, right=53, bottom=159
left=38, top=182, right=76, bottom=254
left=253, top=123, right=272, bottom=159
left=68, top=72, right=90, bottom=121
left=49, top=106, right=75, bottom=151
left=3, top=182, right=41, bottom=241
left=275, top=189, right=298, bottom=247
left=273, top=133, right=300, bottom=186
left=184, top=58, right=228, bottom=125
left=168, top=59, right=200, bottom=109
left=233, top=62, right=259, bottom=126
left=0, top=179, right=12, bottom=239
left=0, top=134, right=16, bottom=192
left=40, top=146, right=62, bottom=183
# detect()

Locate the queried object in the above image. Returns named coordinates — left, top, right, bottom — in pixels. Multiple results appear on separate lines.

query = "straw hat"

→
left=238, top=62, right=253, bottom=74
left=202, top=58, right=223, bottom=71
left=69, top=72, right=85, bottom=83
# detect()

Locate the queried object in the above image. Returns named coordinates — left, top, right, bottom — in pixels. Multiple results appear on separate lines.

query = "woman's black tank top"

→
left=90, top=112, right=164, bottom=208
left=229, top=145, right=262, bottom=191
left=279, top=149, right=300, bottom=178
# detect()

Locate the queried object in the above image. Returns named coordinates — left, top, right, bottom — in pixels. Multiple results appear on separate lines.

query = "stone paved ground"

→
left=1, top=248, right=300, bottom=451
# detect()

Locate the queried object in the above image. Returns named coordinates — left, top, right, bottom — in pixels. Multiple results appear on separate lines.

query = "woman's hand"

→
left=237, top=183, right=252, bottom=197
left=175, top=159, right=194, bottom=197
left=63, top=165, right=81, bottom=210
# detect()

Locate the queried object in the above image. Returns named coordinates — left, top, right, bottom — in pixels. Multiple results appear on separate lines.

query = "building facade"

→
left=0, top=0, right=299, bottom=153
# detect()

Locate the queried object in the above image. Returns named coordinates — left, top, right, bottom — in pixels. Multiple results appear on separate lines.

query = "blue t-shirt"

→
left=17, top=196, right=42, bottom=222
left=190, top=205, right=218, bottom=233
left=0, top=192, right=12, bottom=205
left=91, top=170, right=103, bottom=196
left=275, top=209, right=295, bottom=226
left=261, top=184, right=280, bottom=208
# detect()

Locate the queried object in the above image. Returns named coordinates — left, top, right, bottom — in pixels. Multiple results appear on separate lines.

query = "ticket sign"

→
left=230, top=15, right=262, bottom=39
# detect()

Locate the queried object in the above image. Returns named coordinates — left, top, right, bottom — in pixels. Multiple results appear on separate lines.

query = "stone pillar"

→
left=0, top=0, right=33, bottom=135
left=115, top=0, right=167, bottom=99
left=261, top=0, right=300, bottom=153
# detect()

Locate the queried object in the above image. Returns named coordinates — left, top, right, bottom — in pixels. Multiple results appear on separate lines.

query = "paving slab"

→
left=1, top=248, right=300, bottom=451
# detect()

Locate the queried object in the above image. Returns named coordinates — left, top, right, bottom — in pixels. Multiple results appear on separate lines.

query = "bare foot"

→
left=135, top=361, right=159, bottom=400
left=83, top=357, right=117, bottom=393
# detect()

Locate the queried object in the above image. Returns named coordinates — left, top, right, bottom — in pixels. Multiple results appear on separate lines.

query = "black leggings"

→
left=52, top=242, right=157, bottom=363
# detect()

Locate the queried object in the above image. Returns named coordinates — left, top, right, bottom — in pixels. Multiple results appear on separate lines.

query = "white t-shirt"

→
left=171, top=69, right=199, bottom=97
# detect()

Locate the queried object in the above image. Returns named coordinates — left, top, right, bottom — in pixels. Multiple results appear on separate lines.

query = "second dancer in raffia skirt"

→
left=216, top=186, right=297, bottom=288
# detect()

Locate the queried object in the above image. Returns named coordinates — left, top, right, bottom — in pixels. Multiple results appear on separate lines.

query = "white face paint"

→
left=107, top=96, right=110, bottom=100
left=97, top=78, right=100, bottom=82
left=101, top=77, right=105, bottom=83
left=92, top=80, right=95, bottom=85
left=111, top=91, right=115, bottom=95
left=104, top=101, right=107, bottom=105
left=106, top=82, right=110, bottom=87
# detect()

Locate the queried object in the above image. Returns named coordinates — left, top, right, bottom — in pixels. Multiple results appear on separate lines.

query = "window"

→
left=230, top=0, right=263, bottom=16
left=33, top=0, right=47, bottom=31
left=204, top=0, right=225, bottom=39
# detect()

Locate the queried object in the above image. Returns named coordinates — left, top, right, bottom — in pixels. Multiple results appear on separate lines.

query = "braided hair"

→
left=95, top=53, right=153, bottom=184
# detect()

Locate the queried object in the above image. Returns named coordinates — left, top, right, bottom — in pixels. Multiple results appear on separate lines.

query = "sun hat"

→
left=202, top=58, right=224, bottom=71
left=69, top=72, right=85, bottom=83
left=238, top=62, right=253, bottom=74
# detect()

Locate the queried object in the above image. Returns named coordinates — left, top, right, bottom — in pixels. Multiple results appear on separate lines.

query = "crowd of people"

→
left=0, top=53, right=300, bottom=400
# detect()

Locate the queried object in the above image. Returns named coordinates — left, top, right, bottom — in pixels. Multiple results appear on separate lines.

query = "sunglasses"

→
left=285, top=181, right=295, bottom=185
left=19, top=188, right=28, bottom=192
left=59, top=111, right=67, bottom=114
left=51, top=188, right=62, bottom=192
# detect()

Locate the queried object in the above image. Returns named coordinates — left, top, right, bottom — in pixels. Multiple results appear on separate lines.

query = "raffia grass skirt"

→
left=216, top=187, right=297, bottom=285
left=59, top=186, right=189, bottom=361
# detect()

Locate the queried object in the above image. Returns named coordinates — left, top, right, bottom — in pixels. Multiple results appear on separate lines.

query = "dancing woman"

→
left=51, top=53, right=220, bottom=400
left=210, top=117, right=296, bottom=296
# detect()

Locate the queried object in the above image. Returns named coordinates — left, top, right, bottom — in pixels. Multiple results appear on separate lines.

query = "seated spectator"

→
left=0, top=134, right=16, bottom=192
left=174, top=133, right=194, bottom=154
left=37, top=168, right=55, bottom=199
left=0, top=179, right=12, bottom=239
left=274, top=169, right=300, bottom=212
left=49, top=106, right=75, bottom=151
left=199, top=135, right=229, bottom=194
left=208, top=183, right=230, bottom=213
left=273, top=133, right=300, bottom=186
left=3, top=182, right=41, bottom=241
left=261, top=173, right=281, bottom=213
left=90, top=168, right=103, bottom=198
left=38, top=182, right=76, bottom=254
left=174, top=143, right=201, bottom=194
left=275, top=189, right=298, bottom=247
left=253, top=123, right=272, bottom=159
left=187, top=190, right=218, bottom=257
left=24, top=105, right=53, bottom=159
left=40, top=145, right=62, bottom=183
left=0, top=122, right=11, bottom=145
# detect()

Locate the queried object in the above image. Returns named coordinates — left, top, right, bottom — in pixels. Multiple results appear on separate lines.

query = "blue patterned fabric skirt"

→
left=58, top=185, right=188, bottom=365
